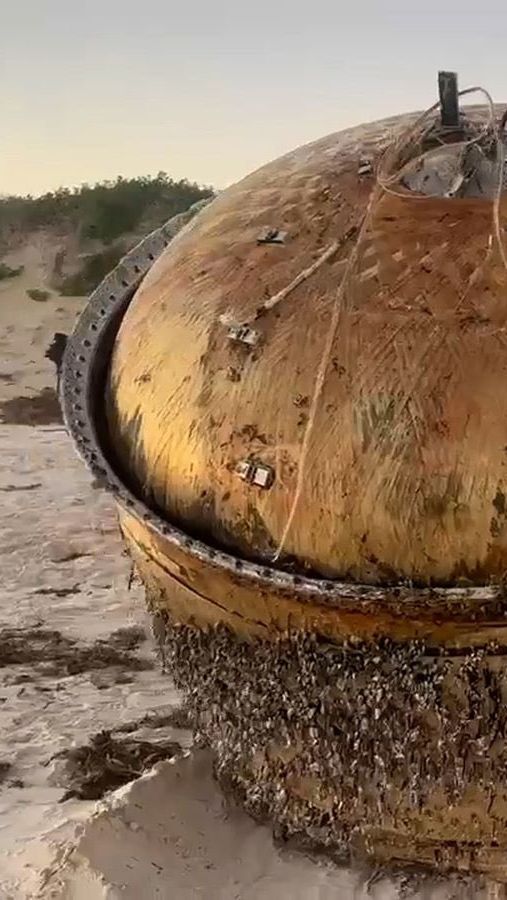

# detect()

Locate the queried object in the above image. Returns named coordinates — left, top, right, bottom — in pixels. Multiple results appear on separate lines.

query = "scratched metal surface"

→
left=106, top=109, right=507, bottom=586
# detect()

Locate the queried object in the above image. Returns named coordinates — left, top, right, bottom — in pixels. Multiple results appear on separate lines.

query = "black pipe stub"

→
left=438, top=70, right=460, bottom=129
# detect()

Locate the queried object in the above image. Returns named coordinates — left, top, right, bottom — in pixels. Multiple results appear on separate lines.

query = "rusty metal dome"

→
left=61, top=76, right=507, bottom=648
left=105, top=104, right=507, bottom=588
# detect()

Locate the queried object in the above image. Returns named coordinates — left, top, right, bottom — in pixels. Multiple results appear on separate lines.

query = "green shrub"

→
left=60, top=245, right=125, bottom=296
left=0, top=173, right=212, bottom=245
left=27, top=288, right=50, bottom=302
left=0, top=262, right=24, bottom=280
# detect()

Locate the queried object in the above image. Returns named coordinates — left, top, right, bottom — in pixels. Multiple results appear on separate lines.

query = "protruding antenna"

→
left=438, top=70, right=459, bottom=128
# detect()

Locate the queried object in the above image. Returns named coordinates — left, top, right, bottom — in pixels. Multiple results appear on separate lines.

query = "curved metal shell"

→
left=61, top=97, right=507, bottom=876
left=106, top=111, right=507, bottom=586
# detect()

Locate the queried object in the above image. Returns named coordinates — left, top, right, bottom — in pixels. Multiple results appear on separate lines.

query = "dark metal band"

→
left=61, top=203, right=501, bottom=614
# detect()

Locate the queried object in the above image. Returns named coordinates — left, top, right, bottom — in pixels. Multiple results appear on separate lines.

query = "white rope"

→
left=256, top=241, right=340, bottom=318
left=272, top=206, right=375, bottom=561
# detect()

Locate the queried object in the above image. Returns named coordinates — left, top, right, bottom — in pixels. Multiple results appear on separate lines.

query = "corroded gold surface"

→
left=120, top=509, right=507, bottom=649
left=107, top=111, right=507, bottom=585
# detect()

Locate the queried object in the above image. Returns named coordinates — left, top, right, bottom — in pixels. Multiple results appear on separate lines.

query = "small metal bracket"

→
left=358, top=159, right=373, bottom=177
left=227, top=323, right=260, bottom=347
left=257, top=227, right=287, bottom=245
left=438, top=71, right=459, bottom=129
left=236, top=459, right=275, bottom=489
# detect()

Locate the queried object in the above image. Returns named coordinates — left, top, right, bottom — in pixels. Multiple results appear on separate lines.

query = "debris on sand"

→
left=0, top=387, right=62, bottom=425
left=105, top=625, right=147, bottom=652
left=0, top=482, right=42, bottom=492
left=115, top=706, right=192, bottom=734
left=33, top=585, right=81, bottom=598
left=0, top=761, right=12, bottom=784
left=27, top=289, right=50, bottom=303
left=0, top=626, right=153, bottom=676
left=50, top=730, right=182, bottom=800
left=44, top=331, right=68, bottom=392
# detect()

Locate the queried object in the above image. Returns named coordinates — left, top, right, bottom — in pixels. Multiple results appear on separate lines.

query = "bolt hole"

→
left=99, top=309, right=106, bottom=316
left=109, top=294, right=115, bottom=301
left=234, top=559, right=243, bottom=571
left=147, top=253, right=155, bottom=261
left=83, top=339, right=91, bottom=348
left=90, top=323, right=98, bottom=331
left=77, top=355, right=86, bottom=362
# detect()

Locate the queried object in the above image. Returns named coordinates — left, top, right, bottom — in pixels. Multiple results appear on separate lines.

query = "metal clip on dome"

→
left=227, top=323, right=260, bottom=346
left=257, top=227, right=287, bottom=245
left=235, top=459, right=275, bottom=489
left=358, top=159, right=373, bottom=176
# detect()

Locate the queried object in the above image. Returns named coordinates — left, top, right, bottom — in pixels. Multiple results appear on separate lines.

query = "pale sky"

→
left=2, top=0, right=507, bottom=196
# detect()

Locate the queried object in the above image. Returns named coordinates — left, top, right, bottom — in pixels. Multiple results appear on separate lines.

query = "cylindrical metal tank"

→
left=62, top=75, right=507, bottom=880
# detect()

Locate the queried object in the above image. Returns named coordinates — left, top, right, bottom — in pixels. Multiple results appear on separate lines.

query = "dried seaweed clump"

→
left=0, top=388, right=62, bottom=425
left=0, top=626, right=152, bottom=675
left=51, top=730, right=182, bottom=800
